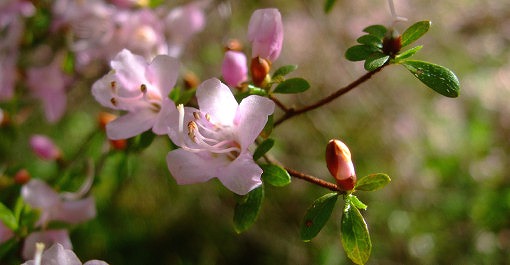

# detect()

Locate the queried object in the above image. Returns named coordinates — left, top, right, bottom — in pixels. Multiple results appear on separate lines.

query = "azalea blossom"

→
left=247, top=8, right=283, bottom=62
left=22, top=230, right=72, bottom=260
left=164, top=1, right=206, bottom=57
left=91, top=49, right=180, bottom=140
left=166, top=78, right=274, bottom=195
left=222, top=50, right=248, bottom=87
left=29, top=134, right=62, bottom=161
left=22, top=243, right=109, bottom=265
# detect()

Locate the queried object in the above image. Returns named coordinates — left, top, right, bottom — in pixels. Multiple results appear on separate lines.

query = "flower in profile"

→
left=222, top=50, right=247, bottom=87
left=29, top=135, right=62, bottom=161
left=166, top=78, right=274, bottom=195
left=247, top=8, right=283, bottom=62
left=91, top=49, right=180, bottom=140
left=325, top=139, right=356, bottom=191
left=22, top=243, right=109, bottom=265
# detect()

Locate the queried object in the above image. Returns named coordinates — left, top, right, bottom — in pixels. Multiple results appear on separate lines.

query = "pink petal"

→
left=217, top=152, right=263, bottom=195
left=247, top=8, right=283, bottom=61
left=110, top=49, right=147, bottom=90
left=91, top=73, right=119, bottom=109
left=52, top=197, right=96, bottom=224
left=106, top=109, right=157, bottom=140
left=196, top=78, right=238, bottom=124
left=22, top=230, right=73, bottom=260
left=166, top=149, right=217, bottom=185
left=152, top=98, right=177, bottom=135
left=29, top=135, right=61, bottom=160
left=84, top=261, right=110, bottom=265
left=222, top=51, right=248, bottom=87
left=235, top=95, right=275, bottom=149
left=41, top=89, right=67, bottom=123
left=145, top=54, right=180, bottom=96
left=21, top=179, right=60, bottom=211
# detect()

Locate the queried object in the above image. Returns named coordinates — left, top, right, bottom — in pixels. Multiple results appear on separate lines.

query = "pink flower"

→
left=21, top=179, right=96, bottom=227
left=26, top=53, right=72, bottom=123
left=247, top=8, right=284, bottom=62
left=22, top=243, right=108, bottom=265
left=222, top=50, right=248, bottom=87
left=29, top=135, right=62, bottom=161
left=164, top=2, right=206, bottom=57
left=22, top=230, right=72, bottom=261
left=92, top=49, right=180, bottom=140
left=166, top=78, right=274, bottom=195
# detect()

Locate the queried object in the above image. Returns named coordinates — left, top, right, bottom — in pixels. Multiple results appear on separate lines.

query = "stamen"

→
left=205, top=113, right=211, bottom=122
left=387, top=0, right=408, bottom=26
left=110, top=81, right=117, bottom=92
left=140, top=84, right=147, bottom=93
left=111, top=97, right=117, bottom=106
left=193, top=112, right=200, bottom=120
left=34, top=242, right=45, bottom=265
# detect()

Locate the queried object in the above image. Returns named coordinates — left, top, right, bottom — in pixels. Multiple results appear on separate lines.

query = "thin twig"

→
left=285, top=167, right=345, bottom=193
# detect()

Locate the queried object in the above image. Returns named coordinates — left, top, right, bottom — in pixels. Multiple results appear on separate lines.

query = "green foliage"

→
left=128, top=130, right=156, bottom=152
left=355, top=173, right=391, bottom=191
left=273, top=78, right=310, bottom=94
left=394, top=45, right=423, bottom=61
left=400, top=60, right=460, bottom=97
left=260, top=164, right=291, bottom=187
left=401, top=21, right=431, bottom=47
left=362, top=25, right=387, bottom=39
left=324, top=0, right=337, bottom=13
left=300, top=193, right=339, bottom=241
left=364, top=52, right=389, bottom=71
left=272, top=65, right=298, bottom=79
left=253, top=139, right=275, bottom=161
left=348, top=194, right=367, bottom=210
left=341, top=199, right=371, bottom=265
left=0, top=203, right=17, bottom=231
left=233, top=186, right=264, bottom=234
left=345, top=45, right=378, bottom=62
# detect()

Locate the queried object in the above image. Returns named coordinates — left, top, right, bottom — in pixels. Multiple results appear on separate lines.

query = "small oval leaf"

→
left=355, top=173, right=391, bottom=191
left=260, top=164, right=291, bottom=187
left=356, top=35, right=382, bottom=47
left=272, top=65, right=298, bottom=78
left=362, top=25, right=387, bottom=39
left=345, top=45, right=377, bottom=61
left=401, top=21, right=431, bottom=47
left=341, top=201, right=372, bottom=265
left=0, top=203, right=17, bottom=231
left=395, top=45, right=423, bottom=61
left=233, top=186, right=264, bottom=233
left=273, top=78, right=310, bottom=94
left=364, top=52, right=389, bottom=71
left=253, top=138, right=275, bottom=161
left=401, top=60, right=460, bottom=97
left=348, top=194, right=367, bottom=210
left=300, top=193, right=339, bottom=241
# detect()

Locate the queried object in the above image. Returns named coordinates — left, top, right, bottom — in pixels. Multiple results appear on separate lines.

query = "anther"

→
left=205, top=113, right=211, bottom=121
left=110, top=97, right=117, bottom=106
left=140, top=84, right=147, bottom=93
left=110, top=81, right=117, bottom=93
left=193, top=112, right=200, bottom=120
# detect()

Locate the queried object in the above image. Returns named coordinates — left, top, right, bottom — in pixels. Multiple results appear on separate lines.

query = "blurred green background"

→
left=2, top=0, right=510, bottom=264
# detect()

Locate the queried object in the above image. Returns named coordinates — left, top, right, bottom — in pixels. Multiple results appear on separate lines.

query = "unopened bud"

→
left=29, top=135, right=62, bottom=161
left=225, top=39, right=243, bottom=52
left=183, top=71, right=200, bottom=90
left=382, top=29, right=401, bottom=57
left=250, top=56, right=271, bottom=87
left=14, top=169, right=31, bottom=185
left=98, top=112, right=117, bottom=131
left=326, top=139, right=356, bottom=191
left=110, top=139, right=127, bottom=150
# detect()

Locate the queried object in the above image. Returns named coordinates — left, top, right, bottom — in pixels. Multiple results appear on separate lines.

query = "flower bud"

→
left=29, top=135, right=61, bottom=161
left=222, top=50, right=248, bottom=88
left=250, top=56, right=271, bottom=87
left=247, top=8, right=283, bottom=62
left=98, top=112, right=117, bottom=131
left=326, top=139, right=356, bottom=191
left=14, top=169, right=31, bottom=185
left=382, top=29, right=402, bottom=57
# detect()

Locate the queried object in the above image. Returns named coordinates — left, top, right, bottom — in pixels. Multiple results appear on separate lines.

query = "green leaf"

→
left=0, top=203, right=17, bottom=231
left=324, top=0, right=337, bottom=13
left=260, top=115, right=273, bottom=139
left=348, top=194, right=367, bottom=210
left=401, top=21, right=431, bottom=47
left=394, top=45, right=423, bottom=61
left=273, top=78, right=310, bottom=94
left=362, top=25, right=387, bottom=39
left=345, top=45, right=377, bottom=61
left=0, top=238, right=17, bottom=260
left=364, top=52, right=389, bottom=71
left=247, top=85, right=268, bottom=96
left=356, top=35, right=382, bottom=47
left=129, top=130, right=156, bottom=151
left=401, top=60, right=460, bottom=97
left=355, top=173, right=391, bottom=191
left=341, top=201, right=372, bottom=265
left=272, top=65, right=298, bottom=78
left=260, top=164, right=291, bottom=187
left=300, top=193, right=339, bottom=241
left=253, top=139, right=275, bottom=161
left=233, top=186, right=264, bottom=233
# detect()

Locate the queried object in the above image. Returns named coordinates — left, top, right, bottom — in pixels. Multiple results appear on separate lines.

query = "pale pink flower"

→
left=247, top=8, right=283, bottom=62
left=22, top=243, right=109, bottom=265
left=21, top=179, right=96, bottom=227
left=92, top=49, right=180, bottom=140
left=26, top=53, right=72, bottom=123
left=166, top=78, right=274, bottom=195
left=222, top=50, right=248, bottom=87
left=22, top=230, right=72, bottom=260
left=29, top=135, right=62, bottom=161
left=164, top=2, right=206, bottom=57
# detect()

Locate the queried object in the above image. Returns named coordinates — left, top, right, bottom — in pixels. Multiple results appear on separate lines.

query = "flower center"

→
left=177, top=104, right=241, bottom=160
left=109, top=81, right=161, bottom=112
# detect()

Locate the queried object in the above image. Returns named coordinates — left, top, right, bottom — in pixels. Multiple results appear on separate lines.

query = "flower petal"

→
left=22, top=230, right=73, bottom=261
left=196, top=78, right=237, bottom=124
left=52, top=197, right=96, bottom=224
left=235, top=95, right=275, bottom=149
left=145, top=54, right=179, bottom=96
left=106, top=109, right=157, bottom=140
left=166, top=149, right=217, bottom=185
left=21, top=179, right=60, bottom=211
left=152, top=98, right=177, bottom=135
left=217, top=152, right=263, bottom=195
left=110, top=49, right=147, bottom=89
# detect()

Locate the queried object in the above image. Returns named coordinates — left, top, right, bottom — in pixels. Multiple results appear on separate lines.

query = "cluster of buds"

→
left=326, top=139, right=357, bottom=191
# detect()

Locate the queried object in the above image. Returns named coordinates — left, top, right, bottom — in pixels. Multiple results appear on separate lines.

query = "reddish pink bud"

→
left=222, top=50, right=248, bottom=88
left=250, top=56, right=271, bottom=87
left=14, top=169, right=31, bottom=185
left=29, top=135, right=61, bottom=161
left=326, top=139, right=356, bottom=191
left=247, top=8, right=283, bottom=62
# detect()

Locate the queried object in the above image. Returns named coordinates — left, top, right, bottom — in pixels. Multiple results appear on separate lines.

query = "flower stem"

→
left=273, top=65, right=387, bottom=127
left=285, top=167, right=345, bottom=193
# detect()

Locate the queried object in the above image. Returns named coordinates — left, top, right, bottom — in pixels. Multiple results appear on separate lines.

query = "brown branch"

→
left=274, top=65, right=387, bottom=127
left=285, top=167, right=345, bottom=193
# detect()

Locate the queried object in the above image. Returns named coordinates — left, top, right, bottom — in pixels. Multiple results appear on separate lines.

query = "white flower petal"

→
left=217, top=152, right=263, bottom=195
left=145, top=55, right=179, bottom=96
left=196, top=78, right=237, bottom=124
left=106, top=109, right=156, bottom=140
left=166, top=149, right=217, bottom=185
left=235, top=95, right=275, bottom=149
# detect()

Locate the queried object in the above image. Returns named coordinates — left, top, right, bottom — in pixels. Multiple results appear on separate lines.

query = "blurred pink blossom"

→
left=22, top=230, right=72, bottom=261
left=29, top=135, right=62, bottom=161
left=222, top=50, right=248, bottom=87
left=22, top=243, right=109, bottom=265
left=247, top=8, right=283, bottom=62
left=164, top=2, right=206, bottom=57
left=166, top=78, right=274, bottom=195
left=0, top=221, right=14, bottom=244
left=92, top=49, right=180, bottom=139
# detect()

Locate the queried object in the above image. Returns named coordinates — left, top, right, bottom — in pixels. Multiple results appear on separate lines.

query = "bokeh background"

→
left=1, top=0, right=510, bottom=264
